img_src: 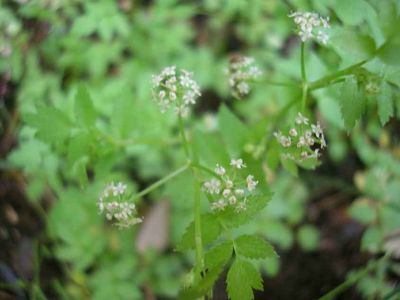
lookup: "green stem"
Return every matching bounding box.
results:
[309,60,367,91]
[194,180,204,278]
[318,256,388,300]
[300,42,307,83]
[301,83,308,112]
[257,78,301,88]
[131,163,190,200]
[178,115,190,158]
[191,162,219,177]
[178,115,205,289]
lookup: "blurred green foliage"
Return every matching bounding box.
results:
[1,0,400,299]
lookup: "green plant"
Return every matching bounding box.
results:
[3,0,400,299]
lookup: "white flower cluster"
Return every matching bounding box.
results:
[152,66,201,117]
[203,159,258,213]
[274,112,326,163]
[98,182,142,228]
[225,56,262,98]
[289,11,330,44]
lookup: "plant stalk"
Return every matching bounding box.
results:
[132,163,190,200]
[300,42,307,83]
[309,60,367,91]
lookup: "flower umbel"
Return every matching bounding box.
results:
[225,56,262,98]
[289,11,330,44]
[203,159,258,213]
[152,66,201,117]
[98,182,142,228]
[274,112,326,165]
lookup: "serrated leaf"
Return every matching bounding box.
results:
[217,193,272,229]
[339,77,366,130]
[180,263,225,300]
[227,259,263,300]
[176,214,221,251]
[204,241,233,269]
[74,84,96,127]
[377,82,394,125]
[235,235,277,259]
[217,105,249,156]
[26,107,71,144]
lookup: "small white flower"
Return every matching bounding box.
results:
[211,199,227,211]
[289,11,330,44]
[225,179,234,188]
[295,112,309,125]
[226,56,262,97]
[311,122,323,138]
[289,128,298,136]
[235,189,245,196]
[203,178,221,194]
[215,164,226,176]
[98,182,141,228]
[228,196,237,205]
[152,66,200,117]
[223,189,231,198]
[246,175,258,192]
[230,158,246,169]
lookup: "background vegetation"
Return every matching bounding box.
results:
[0,0,400,299]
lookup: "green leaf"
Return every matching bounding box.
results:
[217,105,249,156]
[378,35,400,66]
[67,132,91,167]
[377,82,394,125]
[26,107,71,144]
[217,193,272,229]
[297,225,320,251]
[204,241,233,269]
[74,84,97,127]
[180,264,225,300]
[348,198,376,224]
[71,156,89,188]
[235,235,277,259]
[176,214,221,251]
[339,77,366,130]
[330,29,376,62]
[226,259,263,300]
[333,0,373,26]
[361,227,382,253]
[281,156,298,176]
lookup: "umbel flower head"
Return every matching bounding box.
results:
[98,182,142,228]
[203,159,258,213]
[152,66,201,117]
[289,11,330,44]
[274,112,326,166]
[225,55,262,98]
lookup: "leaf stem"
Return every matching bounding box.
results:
[178,116,205,288]
[309,60,367,91]
[178,115,190,158]
[191,162,219,177]
[256,78,301,88]
[318,255,388,300]
[131,163,190,200]
[301,83,308,112]
[300,42,307,83]
[194,179,204,278]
